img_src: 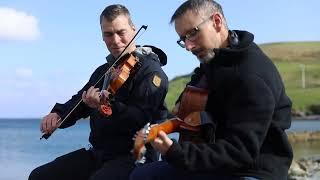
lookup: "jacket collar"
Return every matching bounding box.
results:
[210,30,254,66]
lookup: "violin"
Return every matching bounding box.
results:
[99,53,140,116]
[132,85,208,162]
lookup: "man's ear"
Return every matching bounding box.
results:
[213,13,223,31]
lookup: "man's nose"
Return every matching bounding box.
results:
[112,34,121,44]
[184,39,195,51]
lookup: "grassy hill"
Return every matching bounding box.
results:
[165,41,320,113]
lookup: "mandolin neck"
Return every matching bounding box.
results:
[146,118,181,142]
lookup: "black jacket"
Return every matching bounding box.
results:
[164,31,293,180]
[51,46,168,159]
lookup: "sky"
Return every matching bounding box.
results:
[0,0,319,118]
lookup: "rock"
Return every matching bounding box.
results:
[289,160,307,177]
[288,156,320,180]
[291,109,306,117]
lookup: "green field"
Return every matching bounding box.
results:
[165,42,320,113]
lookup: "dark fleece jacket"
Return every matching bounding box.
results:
[164,30,293,180]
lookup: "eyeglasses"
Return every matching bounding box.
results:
[177,15,213,48]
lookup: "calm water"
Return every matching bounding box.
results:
[0,119,319,180]
[0,119,90,180]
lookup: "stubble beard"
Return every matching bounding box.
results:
[197,49,215,64]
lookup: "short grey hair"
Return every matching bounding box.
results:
[100,4,134,27]
[170,0,226,25]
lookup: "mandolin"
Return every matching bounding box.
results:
[132,85,208,161]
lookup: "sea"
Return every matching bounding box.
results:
[0,118,320,180]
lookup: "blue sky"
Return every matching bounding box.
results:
[0,0,319,118]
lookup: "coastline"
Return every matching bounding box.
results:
[287,131,320,143]
[292,115,320,121]
[286,121,320,180]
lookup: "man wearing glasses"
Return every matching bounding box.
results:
[130,0,293,180]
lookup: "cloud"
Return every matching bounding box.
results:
[0,7,40,41]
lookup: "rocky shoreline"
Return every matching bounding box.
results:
[288,156,320,180]
[288,131,320,179]
[287,131,320,143]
